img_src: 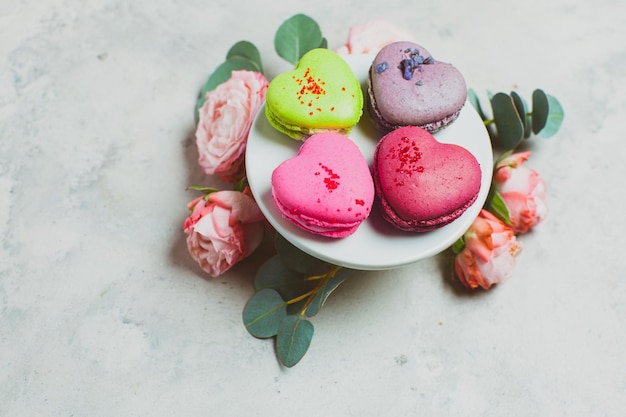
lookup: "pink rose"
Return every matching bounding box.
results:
[335,20,416,55]
[493,152,548,233]
[454,210,523,290]
[184,190,265,277]
[196,70,268,182]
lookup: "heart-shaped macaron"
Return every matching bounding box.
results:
[368,41,467,133]
[265,48,363,139]
[373,126,481,232]
[271,132,374,238]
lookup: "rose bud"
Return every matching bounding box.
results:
[493,151,547,234]
[196,70,268,182]
[453,209,523,290]
[184,190,264,277]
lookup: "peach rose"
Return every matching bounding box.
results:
[336,20,416,55]
[196,70,268,182]
[184,190,264,277]
[493,152,547,233]
[454,210,522,290]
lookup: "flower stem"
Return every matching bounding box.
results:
[285,290,316,305]
[305,266,339,281]
[299,266,341,316]
[284,266,343,316]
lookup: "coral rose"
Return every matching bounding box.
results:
[454,210,522,290]
[336,20,416,55]
[184,190,265,277]
[493,152,548,233]
[196,70,268,182]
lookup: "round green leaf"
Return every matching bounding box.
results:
[242,289,287,338]
[531,89,549,134]
[468,88,488,121]
[491,92,525,150]
[286,297,308,316]
[195,57,260,121]
[538,93,564,138]
[304,268,351,317]
[226,41,263,73]
[254,255,307,300]
[510,91,531,138]
[274,14,324,65]
[202,57,259,93]
[275,234,331,275]
[276,315,314,367]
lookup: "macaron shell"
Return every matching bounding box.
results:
[373,126,481,232]
[368,41,467,132]
[271,133,374,238]
[265,48,363,139]
[271,198,362,238]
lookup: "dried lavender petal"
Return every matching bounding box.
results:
[401,59,413,80]
[376,61,389,74]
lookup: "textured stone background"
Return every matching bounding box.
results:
[1,0,625,415]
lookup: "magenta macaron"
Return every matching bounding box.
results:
[367,41,467,133]
[373,126,481,232]
[271,132,374,238]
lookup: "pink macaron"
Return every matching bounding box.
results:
[373,126,481,232]
[271,132,374,238]
[367,41,467,133]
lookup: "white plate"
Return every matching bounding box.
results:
[246,53,492,270]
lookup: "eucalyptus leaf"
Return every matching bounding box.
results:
[226,40,263,72]
[275,234,331,275]
[274,13,324,64]
[276,315,314,367]
[304,268,351,317]
[538,93,564,138]
[200,57,260,94]
[468,88,488,121]
[510,91,531,138]
[531,89,549,134]
[254,255,308,300]
[242,289,287,338]
[491,92,525,150]
[286,298,308,316]
[195,57,260,121]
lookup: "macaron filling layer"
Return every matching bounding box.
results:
[264,107,353,139]
[271,195,364,238]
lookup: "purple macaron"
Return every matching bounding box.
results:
[367,41,467,133]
